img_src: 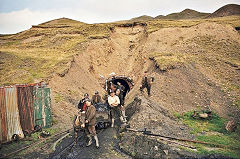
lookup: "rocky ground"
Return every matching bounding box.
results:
[45,95,236,159]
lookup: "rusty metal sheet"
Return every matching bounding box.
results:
[5,87,24,141]
[17,85,34,133]
[0,87,8,143]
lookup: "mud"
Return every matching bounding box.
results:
[49,126,131,159]
[48,95,235,159]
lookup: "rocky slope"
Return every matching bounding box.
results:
[208,4,240,18]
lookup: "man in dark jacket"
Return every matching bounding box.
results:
[116,82,125,94]
[92,91,102,105]
[78,93,89,111]
[140,71,153,96]
[116,89,127,123]
[85,100,99,148]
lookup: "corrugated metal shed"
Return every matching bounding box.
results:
[34,87,52,128]
[0,87,7,143]
[0,83,52,143]
[4,87,24,142]
[17,85,35,134]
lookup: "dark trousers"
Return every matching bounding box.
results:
[140,84,151,96]
[110,106,121,119]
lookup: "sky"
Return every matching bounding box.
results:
[0,0,239,34]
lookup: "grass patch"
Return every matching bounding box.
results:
[54,93,65,103]
[173,111,182,119]
[179,111,240,158]
[31,127,59,140]
[0,127,60,157]
[149,52,191,71]
[181,111,227,134]
[234,100,240,108]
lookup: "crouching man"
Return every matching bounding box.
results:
[85,100,99,148]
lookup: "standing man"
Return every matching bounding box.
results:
[116,82,125,94]
[140,71,153,97]
[85,100,99,148]
[92,91,102,105]
[108,91,120,127]
[78,93,90,112]
[109,82,117,94]
[116,89,127,123]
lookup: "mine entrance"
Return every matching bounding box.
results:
[105,76,134,98]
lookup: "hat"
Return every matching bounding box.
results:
[109,90,115,94]
[84,93,89,97]
[95,91,99,94]
[109,72,116,76]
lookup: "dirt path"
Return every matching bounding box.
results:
[48,127,131,159]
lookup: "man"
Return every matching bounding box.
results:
[92,91,102,105]
[109,82,116,94]
[108,91,120,127]
[116,89,127,123]
[140,71,153,96]
[116,82,125,94]
[85,100,99,148]
[78,93,90,112]
[73,110,85,143]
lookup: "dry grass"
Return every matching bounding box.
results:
[0,16,239,86]
[149,52,192,71]
[146,15,240,33]
[0,18,113,85]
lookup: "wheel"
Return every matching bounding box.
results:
[34,125,42,132]
[12,134,20,142]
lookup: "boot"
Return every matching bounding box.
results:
[123,117,127,123]
[111,119,114,128]
[120,116,124,122]
[86,135,92,147]
[94,135,100,148]
[122,110,127,118]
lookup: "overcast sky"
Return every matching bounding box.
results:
[0,0,239,34]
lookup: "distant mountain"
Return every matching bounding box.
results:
[130,4,240,22]
[155,9,210,20]
[155,15,165,19]
[130,15,154,21]
[208,4,240,18]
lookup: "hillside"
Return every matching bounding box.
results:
[208,4,240,18]
[131,4,240,21]
[130,15,154,21]
[0,14,240,158]
[156,9,210,19]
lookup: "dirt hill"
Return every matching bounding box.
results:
[208,4,240,18]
